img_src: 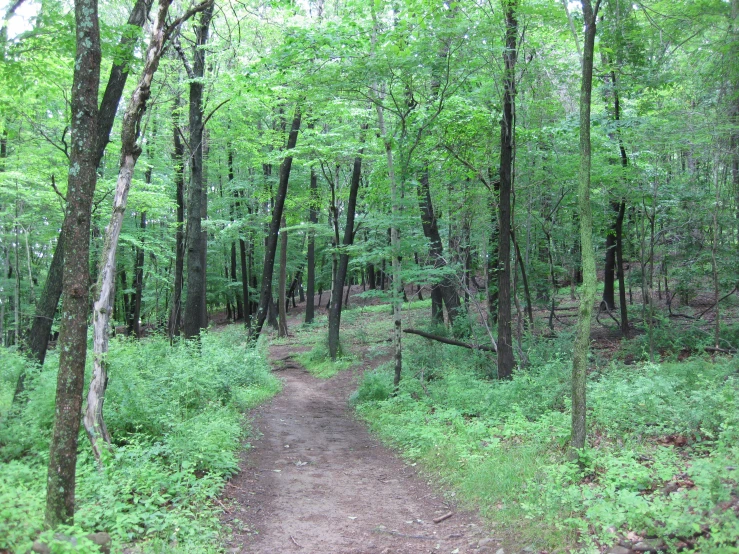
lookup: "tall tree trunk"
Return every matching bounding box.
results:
[602,65,629,337]
[45,0,101,527]
[228,148,244,320]
[254,107,302,338]
[183,3,214,339]
[168,95,185,339]
[25,0,152,366]
[305,165,318,323]
[374,98,403,387]
[570,0,601,458]
[83,0,185,461]
[497,0,517,380]
[328,147,363,360]
[418,171,461,327]
[131,210,146,337]
[278,216,288,337]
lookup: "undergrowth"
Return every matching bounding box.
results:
[0,326,280,553]
[295,341,357,378]
[353,324,739,552]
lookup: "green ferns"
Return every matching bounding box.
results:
[0,327,280,553]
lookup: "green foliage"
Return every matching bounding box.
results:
[0,327,280,553]
[295,340,357,378]
[355,335,739,551]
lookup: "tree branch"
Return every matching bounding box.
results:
[403,328,496,353]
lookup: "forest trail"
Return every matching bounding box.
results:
[221,339,498,554]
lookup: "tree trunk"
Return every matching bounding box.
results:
[83,0,178,462]
[497,0,517,380]
[254,107,302,338]
[374,98,403,387]
[131,210,146,337]
[570,0,601,458]
[168,96,185,339]
[418,171,460,327]
[328,148,363,360]
[305,165,318,323]
[278,216,288,337]
[183,3,214,339]
[26,0,151,366]
[45,0,101,528]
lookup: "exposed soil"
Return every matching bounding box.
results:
[221,334,498,554]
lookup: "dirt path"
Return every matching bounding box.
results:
[222,342,499,554]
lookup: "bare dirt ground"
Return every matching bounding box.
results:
[221,330,499,554]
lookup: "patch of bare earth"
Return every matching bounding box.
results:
[221,340,498,554]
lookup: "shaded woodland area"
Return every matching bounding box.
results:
[1,0,738,551]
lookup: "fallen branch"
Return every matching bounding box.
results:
[290,534,304,548]
[433,511,454,524]
[705,346,737,354]
[696,286,738,320]
[403,329,496,352]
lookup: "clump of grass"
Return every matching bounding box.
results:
[295,341,358,378]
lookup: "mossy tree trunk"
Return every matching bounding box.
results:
[570,0,601,458]
[45,0,101,528]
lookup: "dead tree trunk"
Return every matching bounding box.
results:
[26,0,152,367]
[84,0,210,461]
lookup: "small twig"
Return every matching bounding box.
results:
[433,511,454,524]
[91,187,115,215]
[290,534,304,548]
[696,286,737,320]
[203,98,231,128]
[50,174,66,201]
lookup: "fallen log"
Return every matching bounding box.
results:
[403,329,496,352]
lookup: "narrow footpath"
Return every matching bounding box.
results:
[221,341,500,554]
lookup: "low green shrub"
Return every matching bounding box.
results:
[295,341,357,378]
[354,336,739,552]
[0,327,280,553]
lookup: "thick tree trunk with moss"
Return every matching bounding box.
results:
[571,0,601,457]
[25,0,152,368]
[45,0,101,528]
[497,0,517,380]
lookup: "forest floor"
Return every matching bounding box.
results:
[219,310,503,554]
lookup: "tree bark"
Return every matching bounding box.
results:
[183,3,214,339]
[83,0,181,462]
[168,95,185,339]
[25,0,152,366]
[45,0,101,528]
[305,165,318,323]
[497,0,517,380]
[328,147,363,360]
[131,210,146,337]
[417,171,461,327]
[570,0,601,458]
[254,107,302,338]
[278,216,288,337]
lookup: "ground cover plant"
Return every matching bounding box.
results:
[0,327,280,553]
[351,309,739,553]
